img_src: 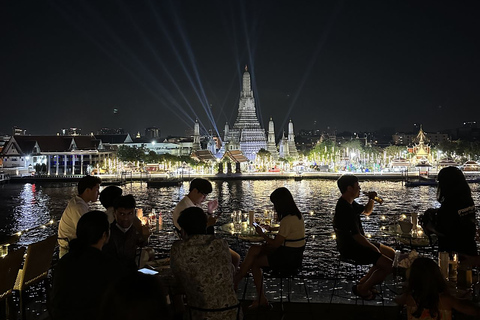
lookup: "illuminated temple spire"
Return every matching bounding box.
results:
[222,66,267,160]
[192,119,201,151]
[267,118,279,160]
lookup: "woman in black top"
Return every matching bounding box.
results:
[428,166,477,255]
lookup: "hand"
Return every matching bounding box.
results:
[255,225,264,236]
[207,214,218,227]
[262,225,271,232]
[207,199,218,214]
[366,191,377,200]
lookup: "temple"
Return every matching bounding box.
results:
[220,66,267,160]
[193,66,299,162]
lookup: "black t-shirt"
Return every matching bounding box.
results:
[333,197,365,253]
[436,199,477,255]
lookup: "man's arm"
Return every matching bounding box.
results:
[363,198,375,216]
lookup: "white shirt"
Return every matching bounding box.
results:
[172,196,197,230]
[277,214,305,248]
[58,196,90,246]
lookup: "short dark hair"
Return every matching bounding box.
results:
[177,207,207,236]
[113,195,136,210]
[99,186,123,209]
[337,174,358,194]
[78,175,101,195]
[189,178,212,194]
[76,211,110,246]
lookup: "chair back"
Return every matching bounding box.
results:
[15,235,57,291]
[188,303,242,320]
[0,247,26,300]
[271,235,309,276]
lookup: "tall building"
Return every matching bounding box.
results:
[145,127,160,139]
[221,66,267,160]
[192,120,201,151]
[266,118,279,160]
[287,120,298,158]
[12,127,27,136]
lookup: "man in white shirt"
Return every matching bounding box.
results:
[58,175,101,257]
[172,178,240,268]
[172,178,219,234]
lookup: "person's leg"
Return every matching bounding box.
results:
[379,243,395,259]
[357,254,392,296]
[359,265,378,284]
[230,248,241,270]
[234,245,262,287]
[250,255,270,306]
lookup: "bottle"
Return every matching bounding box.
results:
[363,191,384,204]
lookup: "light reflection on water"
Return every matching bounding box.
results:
[1,180,479,273]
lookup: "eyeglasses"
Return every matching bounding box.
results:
[116,211,134,216]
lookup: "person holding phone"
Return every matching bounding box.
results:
[233,187,305,308]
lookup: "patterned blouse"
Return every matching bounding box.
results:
[170,235,240,320]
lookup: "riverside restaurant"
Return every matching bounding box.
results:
[1,178,479,319]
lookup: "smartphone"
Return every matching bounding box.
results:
[138,268,159,275]
[252,222,266,232]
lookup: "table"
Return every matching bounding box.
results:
[217,223,278,242]
[382,224,432,247]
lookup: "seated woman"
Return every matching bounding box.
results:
[422,166,477,255]
[396,257,480,319]
[233,187,305,308]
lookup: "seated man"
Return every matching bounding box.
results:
[170,207,240,320]
[333,174,395,300]
[172,178,219,234]
[58,175,101,258]
[103,195,150,271]
[172,178,240,268]
[52,211,129,320]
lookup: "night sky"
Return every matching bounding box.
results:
[2,0,479,138]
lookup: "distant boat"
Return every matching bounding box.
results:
[405,179,437,187]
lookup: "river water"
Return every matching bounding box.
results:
[1,179,479,277]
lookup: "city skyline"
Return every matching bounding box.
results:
[2,1,480,137]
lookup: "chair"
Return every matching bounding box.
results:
[0,247,26,319]
[259,236,312,317]
[329,254,373,306]
[329,227,381,306]
[13,235,57,320]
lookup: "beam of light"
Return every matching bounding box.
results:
[117,0,209,131]
[51,1,199,131]
[239,0,265,126]
[147,0,219,137]
[166,0,220,138]
[278,0,345,138]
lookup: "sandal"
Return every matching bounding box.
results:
[352,285,376,301]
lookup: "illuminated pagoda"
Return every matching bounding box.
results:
[221,66,267,160]
[407,125,433,167]
[192,119,201,152]
[266,118,279,160]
